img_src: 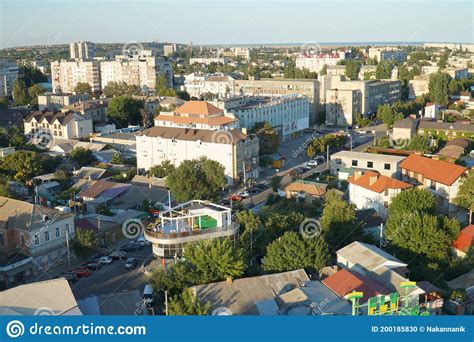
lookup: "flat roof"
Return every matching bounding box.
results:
[331,151,406,162]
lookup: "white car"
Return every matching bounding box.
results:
[98,256,113,265]
[306,160,318,167]
[238,191,250,199]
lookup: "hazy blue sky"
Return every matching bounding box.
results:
[0,0,472,48]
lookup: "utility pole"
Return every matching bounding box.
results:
[165,290,169,316]
[66,229,70,268]
[242,161,246,189]
[379,223,384,249]
[326,145,330,171]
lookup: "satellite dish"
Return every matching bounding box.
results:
[211,307,233,316]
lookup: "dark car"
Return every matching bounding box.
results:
[248,187,261,195]
[56,272,77,283]
[219,198,231,206]
[83,261,101,270]
[255,181,270,190]
[352,141,361,148]
[125,257,138,269]
[109,251,127,260]
[120,242,142,252]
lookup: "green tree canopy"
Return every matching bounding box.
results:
[376,104,403,128]
[70,147,95,167]
[251,122,281,156]
[168,289,211,315]
[12,79,29,105]
[102,81,141,97]
[345,60,362,80]
[428,72,450,106]
[166,157,227,202]
[106,96,144,127]
[149,160,176,178]
[0,150,42,183]
[74,82,92,94]
[375,60,393,79]
[155,74,176,97]
[454,170,474,221]
[262,231,330,273]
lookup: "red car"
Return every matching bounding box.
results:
[71,267,91,278]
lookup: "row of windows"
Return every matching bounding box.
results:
[351,159,391,170]
[31,224,71,246]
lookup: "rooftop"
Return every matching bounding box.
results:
[331,150,406,163]
[175,101,223,116]
[348,170,413,193]
[141,126,249,144]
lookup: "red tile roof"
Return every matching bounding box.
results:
[400,154,468,186]
[348,171,412,193]
[453,225,474,253]
[174,101,223,116]
[156,114,236,126]
[322,268,391,302]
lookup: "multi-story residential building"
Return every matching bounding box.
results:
[38,93,91,111]
[358,65,377,80]
[213,95,309,138]
[330,151,406,179]
[408,74,430,99]
[184,73,236,98]
[0,59,19,97]
[368,47,407,63]
[0,196,75,288]
[163,44,178,57]
[189,57,229,65]
[233,47,251,60]
[326,65,346,76]
[144,200,239,258]
[399,154,469,215]
[155,101,238,130]
[136,126,259,183]
[446,67,469,80]
[24,110,93,140]
[61,98,110,123]
[69,42,95,60]
[100,50,173,93]
[51,60,101,93]
[325,88,361,126]
[417,121,474,140]
[348,170,413,219]
[296,51,350,73]
[234,78,320,124]
[321,76,401,121]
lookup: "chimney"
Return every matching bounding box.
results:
[354,170,363,181]
[369,174,378,186]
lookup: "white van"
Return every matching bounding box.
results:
[143,285,154,306]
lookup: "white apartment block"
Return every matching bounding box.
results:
[296,51,350,73]
[233,47,251,60]
[136,126,259,184]
[330,151,406,179]
[213,95,309,138]
[184,73,235,98]
[0,59,19,97]
[70,42,95,60]
[163,44,178,57]
[100,50,173,93]
[325,88,361,126]
[368,47,406,62]
[38,93,91,111]
[348,170,413,219]
[408,75,430,99]
[51,60,101,93]
[25,110,93,140]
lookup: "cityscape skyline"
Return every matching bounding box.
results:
[1,0,472,49]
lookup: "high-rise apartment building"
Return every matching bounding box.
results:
[0,59,19,97]
[70,42,95,60]
[51,60,101,93]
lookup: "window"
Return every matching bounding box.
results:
[384,189,389,196]
[45,231,50,242]
[367,161,373,168]
[56,227,60,238]
[384,163,391,170]
[34,234,40,246]
[430,180,436,190]
[351,160,358,167]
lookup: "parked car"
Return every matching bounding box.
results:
[72,267,91,278]
[247,187,261,195]
[229,195,242,202]
[125,257,138,269]
[303,163,313,170]
[315,155,326,162]
[237,191,250,199]
[83,261,101,270]
[219,198,231,206]
[56,272,77,283]
[120,242,142,252]
[352,141,361,148]
[255,181,270,190]
[98,256,113,265]
[135,236,151,247]
[143,285,154,307]
[109,251,127,260]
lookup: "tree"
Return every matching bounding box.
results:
[0,150,42,183]
[320,189,361,249]
[345,60,361,80]
[388,188,436,216]
[74,82,92,94]
[0,125,26,148]
[70,147,94,167]
[237,210,265,260]
[18,65,47,87]
[306,134,346,157]
[168,289,211,315]
[454,170,474,223]
[428,72,450,106]
[0,98,7,109]
[166,157,227,202]
[376,104,403,128]
[355,112,371,127]
[71,228,97,259]
[407,135,432,153]
[149,160,176,178]
[262,231,330,273]
[251,122,281,156]
[155,74,176,97]
[375,60,393,79]
[110,153,123,165]
[12,79,29,105]
[0,179,13,198]
[270,175,282,191]
[176,90,190,101]
[102,81,141,97]
[320,64,328,76]
[106,96,144,127]
[146,261,194,298]
[183,238,246,283]
[27,84,45,102]
[437,53,448,69]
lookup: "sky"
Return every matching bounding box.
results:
[0,0,472,49]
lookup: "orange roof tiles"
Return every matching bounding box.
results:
[174,101,223,116]
[400,154,468,186]
[453,225,474,253]
[348,171,412,193]
[156,115,236,126]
